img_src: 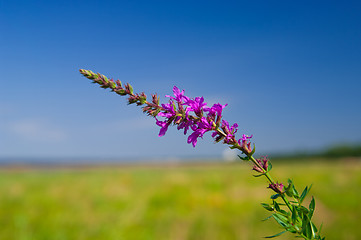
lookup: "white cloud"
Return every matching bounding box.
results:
[8,119,67,142]
[222,148,238,162]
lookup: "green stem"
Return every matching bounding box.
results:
[248,155,293,212]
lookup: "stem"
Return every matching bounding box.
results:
[248,155,293,212]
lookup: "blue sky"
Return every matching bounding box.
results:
[1,0,360,160]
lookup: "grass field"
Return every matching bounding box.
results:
[0,159,360,240]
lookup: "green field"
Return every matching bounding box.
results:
[0,159,360,240]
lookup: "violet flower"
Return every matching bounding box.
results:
[80,69,325,240]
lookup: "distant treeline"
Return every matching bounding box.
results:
[270,143,361,160]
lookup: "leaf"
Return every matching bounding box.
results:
[292,205,298,224]
[308,197,315,219]
[264,230,287,238]
[262,215,273,221]
[116,89,127,96]
[271,194,280,200]
[300,184,312,204]
[102,75,109,83]
[272,213,289,228]
[253,173,266,177]
[250,143,256,156]
[273,201,281,212]
[285,180,294,198]
[109,81,116,89]
[139,96,147,105]
[318,223,324,236]
[237,155,249,161]
[292,184,300,199]
[267,161,272,172]
[128,84,134,94]
[261,203,274,211]
[302,213,316,239]
[311,221,318,235]
[298,206,309,215]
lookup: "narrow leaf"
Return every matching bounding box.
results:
[253,173,266,177]
[237,155,249,161]
[292,184,300,199]
[292,205,298,224]
[272,213,289,228]
[250,143,256,156]
[267,161,272,172]
[264,230,287,238]
[274,201,281,212]
[262,215,273,221]
[308,197,315,218]
[261,203,274,211]
[271,194,280,200]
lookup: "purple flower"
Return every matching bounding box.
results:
[268,182,284,194]
[177,119,194,135]
[187,129,203,147]
[253,156,269,173]
[155,118,170,137]
[221,120,239,143]
[186,117,214,147]
[238,134,253,145]
[184,97,207,117]
[158,101,176,118]
[165,86,189,103]
[204,103,227,117]
[238,134,253,154]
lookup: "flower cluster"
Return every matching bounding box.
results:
[80,69,324,240]
[155,86,250,148]
[79,69,253,150]
[253,156,269,173]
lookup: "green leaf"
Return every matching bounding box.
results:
[116,89,127,96]
[264,230,287,238]
[109,81,116,89]
[250,143,256,156]
[267,161,272,172]
[292,184,300,199]
[298,206,309,215]
[285,180,294,198]
[253,173,266,177]
[102,75,109,83]
[302,213,316,239]
[301,213,310,237]
[311,222,318,235]
[271,194,280,200]
[128,84,134,94]
[261,203,274,211]
[272,213,289,228]
[308,197,315,219]
[273,201,281,212]
[237,155,249,161]
[318,223,324,236]
[300,184,312,204]
[262,215,273,221]
[292,205,298,224]
[153,108,161,117]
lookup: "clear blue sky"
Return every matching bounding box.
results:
[1,0,360,160]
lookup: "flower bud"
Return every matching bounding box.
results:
[268,182,284,194]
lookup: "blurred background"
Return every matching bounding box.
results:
[0,0,360,239]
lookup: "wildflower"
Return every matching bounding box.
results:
[166,86,189,103]
[155,118,170,137]
[238,134,253,154]
[221,120,238,144]
[268,182,284,194]
[253,156,269,173]
[184,96,207,117]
